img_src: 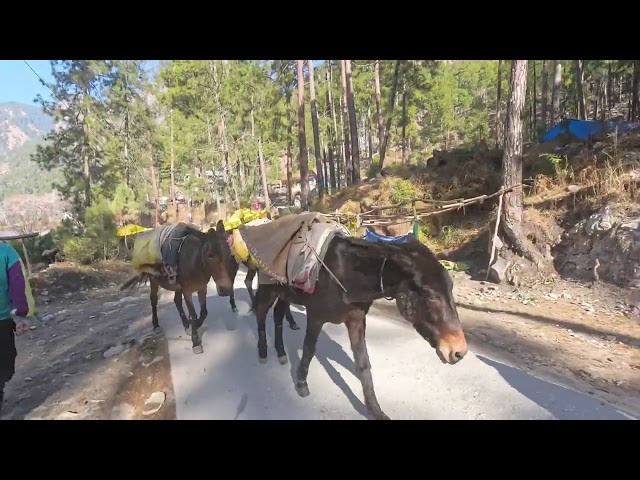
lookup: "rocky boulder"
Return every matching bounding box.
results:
[558,206,640,287]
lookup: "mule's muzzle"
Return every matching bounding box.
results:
[435,328,468,365]
[216,284,233,297]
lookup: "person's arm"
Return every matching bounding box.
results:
[5,248,33,318]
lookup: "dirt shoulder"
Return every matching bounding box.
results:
[375,271,640,418]
[1,261,176,421]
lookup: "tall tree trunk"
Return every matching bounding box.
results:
[150,165,160,226]
[600,79,607,121]
[308,60,324,201]
[380,60,402,170]
[344,60,360,183]
[551,60,563,125]
[250,95,270,212]
[339,60,352,185]
[532,60,537,135]
[286,120,293,205]
[593,81,600,121]
[148,132,160,227]
[401,73,408,164]
[496,59,503,148]
[325,60,339,190]
[366,106,374,160]
[501,60,546,269]
[124,108,130,188]
[575,60,586,120]
[607,62,613,114]
[296,60,309,209]
[374,60,384,156]
[286,88,294,205]
[632,60,640,121]
[169,109,176,206]
[327,145,336,192]
[541,60,549,130]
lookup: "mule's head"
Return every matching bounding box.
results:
[204,220,234,297]
[391,238,468,365]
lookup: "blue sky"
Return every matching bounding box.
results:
[0,60,160,105]
[0,60,54,104]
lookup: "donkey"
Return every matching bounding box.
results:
[120,220,234,354]
[252,233,468,420]
[226,255,300,330]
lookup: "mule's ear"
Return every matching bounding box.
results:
[216,220,226,235]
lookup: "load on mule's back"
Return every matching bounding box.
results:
[125,221,233,295]
[120,220,233,355]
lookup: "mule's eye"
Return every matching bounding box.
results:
[425,291,439,301]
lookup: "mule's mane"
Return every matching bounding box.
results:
[336,233,450,294]
[339,233,438,263]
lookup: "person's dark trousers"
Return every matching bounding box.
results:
[0,319,17,419]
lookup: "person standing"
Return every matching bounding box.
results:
[0,242,36,418]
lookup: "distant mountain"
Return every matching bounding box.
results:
[0,101,59,202]
[0,101,53,155]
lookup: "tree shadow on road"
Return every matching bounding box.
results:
[459,303,640,346]
[475,355,633,420]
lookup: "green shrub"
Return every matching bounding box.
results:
[62,237,100,264]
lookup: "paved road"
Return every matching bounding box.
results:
[158,269,635,420]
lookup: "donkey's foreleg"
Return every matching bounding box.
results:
[150,280,160,330]
[254,285,278,363]
[295,312,323,398]
[282,301,300,330]
[273,299,289,365]
[245,265,257,311]
[195,287,208,329]
[346,312,389,420]
[174,290,190,333]
[183,290,203,355]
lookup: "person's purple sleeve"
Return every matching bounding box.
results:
[7,260,29,317]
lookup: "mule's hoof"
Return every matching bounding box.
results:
[192,345,204,355]
[258,357,267,364]
[277,355,288,365]
[289,323,300,331]
[371,410,391,420]
[185,327,192,336]
[295,383,310,398]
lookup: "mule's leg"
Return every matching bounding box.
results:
[150,280,160,330]
[174,290,191,334]
[254,285,278,364]
[283,301,300,330]
[183,290,203,355]
[229,259,239,313]
[295,313,324,398]
[195,287,208,330]
[273,299,289,365]
[346,312,389,420]
[245,266,257,311]
[229,290,238,313]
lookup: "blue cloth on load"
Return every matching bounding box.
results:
[363,228,415,245]
[541,118,640,143]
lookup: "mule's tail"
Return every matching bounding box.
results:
[119,273,151,292]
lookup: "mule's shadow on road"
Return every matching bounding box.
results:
[192,284,369,419]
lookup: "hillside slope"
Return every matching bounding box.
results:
[0,101,60,201]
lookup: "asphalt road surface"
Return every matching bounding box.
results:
[158,269,635,420]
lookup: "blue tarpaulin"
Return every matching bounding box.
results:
[363,228,416,245]
[540,118,640,143]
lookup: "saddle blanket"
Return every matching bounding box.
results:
[239,212,350,294]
